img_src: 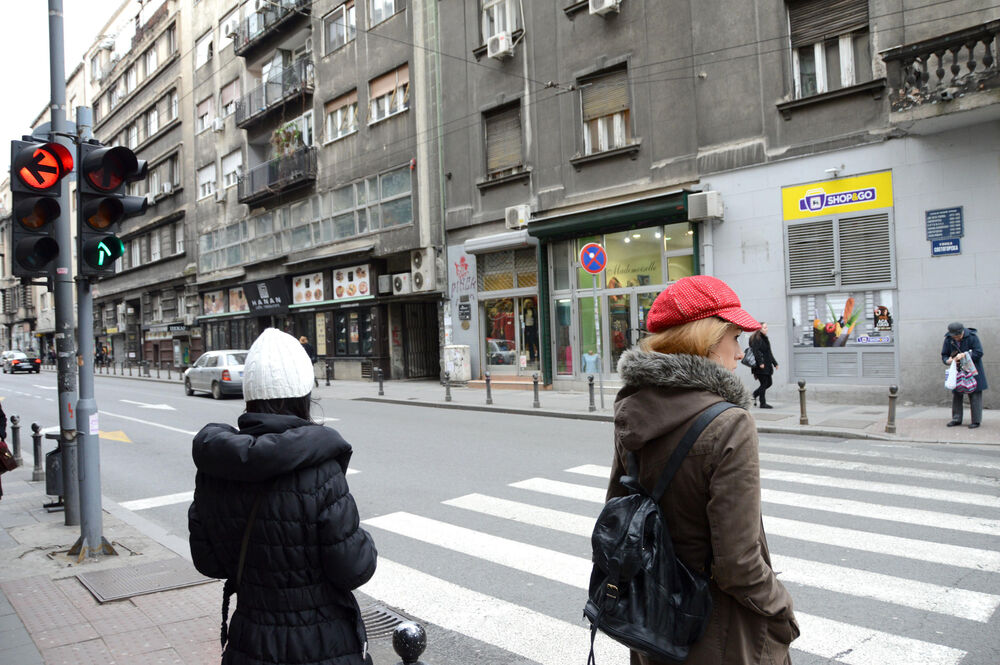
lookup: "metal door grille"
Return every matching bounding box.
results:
[403,303,439,378]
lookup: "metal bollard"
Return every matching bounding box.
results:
[588,375,596,412]
[144,362,150,377]
[10,415,22,466]
[797,380,809,426]
[156,363,161,379]
[392,621,427,665]
[167,366,171,380]
[885,385,898,434]
[484,371,493,405]
[377,368,385,396]
[31,423,44,482]
[444,372,452,402]
[128,363,132,376]
[532,373,540,408]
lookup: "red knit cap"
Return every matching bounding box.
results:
[646,275,761,333]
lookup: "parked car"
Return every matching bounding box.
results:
[3,351,41,374]
[183,350,247,399]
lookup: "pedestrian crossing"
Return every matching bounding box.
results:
[360,440,1000,665]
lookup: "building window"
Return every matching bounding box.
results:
[789,0,871,98]
[221,79,240,116]
[481,0,515,41]
[325,91,359,142]
[221,9,240,43]
[289,111,314,146]
[196,97,214,133]
[484,103,523,177]
[368,64,409,124]
[195,31,214,68]
[327,165,412,238]
[149,168,160,197]
[127,124,139,149]
[222,150,242,188]
[150,230,161,262]
[369,0,401,26]
[325,2,356,53]
[126,66,137,93]
[90,55,100,80]
[130,240,140,268]
[167,154,180,185]
[173,221,185,255]
[147,107,159,136]
[144,47,158,78]
[169,90,179,121]
[580,67,631,155]
[166,24,177,54]
[198,164,217,200]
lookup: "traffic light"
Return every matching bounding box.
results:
[9,139,74,277]
[76,141,148,276]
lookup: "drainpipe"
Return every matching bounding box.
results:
[700,220,714,276]
[537,241,552,386]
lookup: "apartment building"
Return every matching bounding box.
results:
[441,0,1000,407]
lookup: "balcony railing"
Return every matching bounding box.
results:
[233,0,310,57]
[235,59,314,128]
[237,146,318,205]
[881,19,1000,113]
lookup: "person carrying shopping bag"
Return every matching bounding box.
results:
[942,321,988,429]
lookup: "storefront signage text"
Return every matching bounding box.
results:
[293,272,325,304]
[782,171,893,220]
[931,238,961,256]
[243,277,290,315]
[855,335,892,344]
[332,264,371,301]
[925,207,963,240]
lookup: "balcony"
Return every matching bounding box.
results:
[237,146,318,206]
[236,59,314,129]
[881,19,1000,132]
[233,0,310,59]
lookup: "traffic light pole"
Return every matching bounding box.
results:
[47,0,80,527]
[69,107,114,560]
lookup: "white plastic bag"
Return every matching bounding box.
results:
[945,361,958,390]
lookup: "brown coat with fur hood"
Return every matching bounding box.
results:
[609,348,798,665]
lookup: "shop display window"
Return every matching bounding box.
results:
[604,229,662,288]
[331,307,377,357]
[791,290,896,348]
[554,299,572,375]
[575,236,603,289]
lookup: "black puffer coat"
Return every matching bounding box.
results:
[189,412,377,665]
[748,332,777,376]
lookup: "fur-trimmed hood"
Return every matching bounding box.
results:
[614,348,751,452]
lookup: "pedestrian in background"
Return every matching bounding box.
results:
[189,328,377,665]
[942,322,987,429]
[0,400,8,500]
[609,275,798,665]
[300,335,319,387]
[749,321,778,408]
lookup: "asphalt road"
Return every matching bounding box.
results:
[2,372,999,665]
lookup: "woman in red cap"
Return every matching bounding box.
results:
[606,275,798,665]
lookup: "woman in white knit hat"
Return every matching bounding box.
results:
[188,328,377,665]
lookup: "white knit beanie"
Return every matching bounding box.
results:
[242,328,315,401]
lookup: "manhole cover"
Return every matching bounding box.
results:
[77,558,213,603]
[361,603,413,640]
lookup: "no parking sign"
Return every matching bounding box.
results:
[579,243,607,274]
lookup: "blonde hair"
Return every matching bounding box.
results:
[641,316,739,357]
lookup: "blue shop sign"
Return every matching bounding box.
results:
[925,207,963,240]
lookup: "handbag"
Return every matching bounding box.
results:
[955,370,978,394]
[0,440,17,473]
[944,362,958,390]
[741,346,757,368]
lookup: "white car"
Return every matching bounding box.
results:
[183,350,247,399]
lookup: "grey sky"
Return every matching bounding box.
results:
[0,0,125,174]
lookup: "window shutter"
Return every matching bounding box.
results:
[485,105,522,173]
[221,80,240,106]
[787,219,836,290]
[581,69,629,122]
[326,89,359,113]
[788,0,869,47]
[838,213,892,287]
[370,65,406,99]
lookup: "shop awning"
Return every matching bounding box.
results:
[463,230,537,255]
[283,244,375,268]
[527,189,691,241]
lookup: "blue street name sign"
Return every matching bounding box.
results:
[931,238,961,256]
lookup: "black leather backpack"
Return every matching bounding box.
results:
[584,401,736,663]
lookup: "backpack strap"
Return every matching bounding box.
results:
[650,401,737,503]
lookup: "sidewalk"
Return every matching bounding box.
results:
[47,366,1000,444]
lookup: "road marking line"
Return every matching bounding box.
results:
[359,558,629,665]
[565,464,608,478]
[363,512,590,588]
[528,476,1000,536]
[98,410,198,436]
[33,385,57,390]
[761,441,1000,471]
[793,612,965,665]
[120,399,176,410]
[444,494,999,622]
[759,452,1000,487]
[120,491,193,511]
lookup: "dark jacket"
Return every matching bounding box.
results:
[941,327,988,392]
[302,342,318,363]
[189,412,377,665]
[748,333,777,377]
[611,349,797,665]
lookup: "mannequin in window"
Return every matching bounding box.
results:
[523,300,539,362]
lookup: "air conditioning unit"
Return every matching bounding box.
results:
[505,204,531,230]
[145,192,156,205]
[212,117,224,132]
[589,0,621,15]
[99,38,115,51]
[687,191,724,220]
[392,273,411,295]
[487,31,513,60]
[410,247,434,292]
[215,187,226,203]
[225,25,239,39]
[304,36,313,53]
[377,274,393,295]
[161,181,173,194]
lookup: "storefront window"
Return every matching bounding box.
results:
[605,229,662,288]
[483,297,516,369]
[578,295,603,372]
[576,236,603,289]
[479,252,514,291]
[663,222,695,281]
[515,249,537,288]
[791,290,896,348]
[552,241,571,291]
[554,298,572,375]
[331,307,377,357]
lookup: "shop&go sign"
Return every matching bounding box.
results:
[782,171,893,220]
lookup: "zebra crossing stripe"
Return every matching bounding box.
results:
[120,491,193,511]
[363,512,591,587]
[565,464,610,478]
[760,469,1000,508]
[761,441,1000,472]
[359,558,629,665]
[758,452,1000,488]
[448,493,1000,574]
[519,477,1000,537]
[444,494,1000,622]
[793,612,965,665]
